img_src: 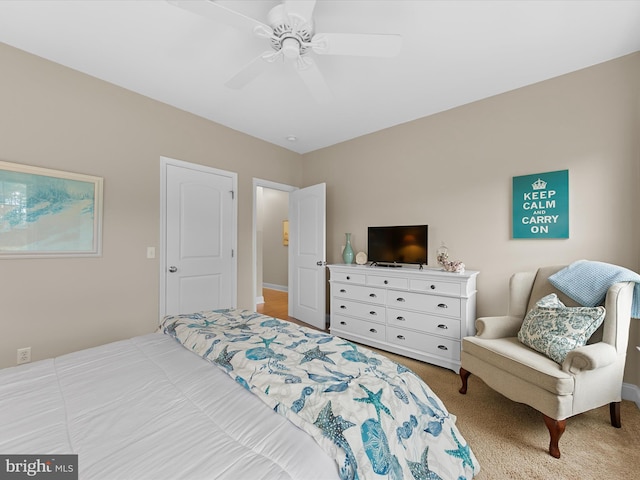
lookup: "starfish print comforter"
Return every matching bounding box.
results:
[161,309,480,480]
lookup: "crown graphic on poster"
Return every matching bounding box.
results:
[532,178,547,190]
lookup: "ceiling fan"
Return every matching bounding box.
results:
[168,0,403,103]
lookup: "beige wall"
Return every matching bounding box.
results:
[1,42,639,390]
[0,43,301,368]
[302,53,640,386]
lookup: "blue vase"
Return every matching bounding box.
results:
[343,233,354,264]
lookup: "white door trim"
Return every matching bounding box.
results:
[160,156,238,320]
[252,178,297,312]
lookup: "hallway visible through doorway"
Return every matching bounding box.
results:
[257,288,325,332]
[257,288,288,319]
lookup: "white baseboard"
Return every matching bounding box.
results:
[622,382,640,409]
[255,296,264,305]
[263,283,288,292]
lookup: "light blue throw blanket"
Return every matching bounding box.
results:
[549,260,640,318]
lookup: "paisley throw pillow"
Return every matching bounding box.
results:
[517,293,606,364]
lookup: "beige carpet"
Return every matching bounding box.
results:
[374,349,640,479]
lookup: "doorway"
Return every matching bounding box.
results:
[253,179,296,315]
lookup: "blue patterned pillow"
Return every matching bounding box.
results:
[517,294,606,364]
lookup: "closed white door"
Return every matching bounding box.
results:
[162,158,237,317]
[289,183,326,329]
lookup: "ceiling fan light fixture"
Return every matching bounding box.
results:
[281,37,300,59]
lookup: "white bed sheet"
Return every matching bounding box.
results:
[0,333,339,480]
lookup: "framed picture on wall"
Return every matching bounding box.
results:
[512,169,569,239]
[282,220,289,246]
[0,160,103,258]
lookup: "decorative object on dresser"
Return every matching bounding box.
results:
[342,232,354,264]
[436,241,465,273]
[328,264,478,372]
[436,242,449,266]
[355,251,367,265]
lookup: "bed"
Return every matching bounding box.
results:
[0,309,480,479]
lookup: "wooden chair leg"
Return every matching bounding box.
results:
[542,414,566,459]
[459,367,471,394]
[610,401,621,428]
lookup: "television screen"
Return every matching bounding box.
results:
[367,225,428,265]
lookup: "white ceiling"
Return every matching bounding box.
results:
[1,1,639,154]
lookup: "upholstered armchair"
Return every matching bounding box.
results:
[459,265,634,458]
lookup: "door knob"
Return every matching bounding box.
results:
[168,266,178,273]
[316,261,327,266]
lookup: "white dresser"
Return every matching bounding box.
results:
[328,264,479,372]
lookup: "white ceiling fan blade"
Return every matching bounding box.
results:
[167,0,271,35]
[296,57,331,104]
[283,0,317,22]
[225,52,274,89]
[312,33,403,57]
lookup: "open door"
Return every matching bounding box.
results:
[289,183,326,329]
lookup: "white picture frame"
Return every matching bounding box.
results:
[0,160,103,258]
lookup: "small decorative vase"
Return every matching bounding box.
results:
[436,242,449,267]
[342,233,354,264]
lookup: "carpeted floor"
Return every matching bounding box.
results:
[376,348,640,479]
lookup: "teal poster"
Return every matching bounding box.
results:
[512,170,569,239]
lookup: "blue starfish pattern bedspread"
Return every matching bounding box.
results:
[161,309,479,480]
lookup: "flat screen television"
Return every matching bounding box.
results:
[367,225,428,266]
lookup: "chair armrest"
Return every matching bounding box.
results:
[561,343,617,373]
[475,316,523,339]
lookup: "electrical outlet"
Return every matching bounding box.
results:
[17,347,31,365]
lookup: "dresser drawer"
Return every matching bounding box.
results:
[332,314,386,342]
[386,308,460,339]
[386,326,461,361]
[332,298,385,323]
[387,291,461,318]
[331,271,365,284]
[409,278,461,296]
[366,274,408,289]
[333,283,385,305]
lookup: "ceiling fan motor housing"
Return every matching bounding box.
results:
[267,4,313,56]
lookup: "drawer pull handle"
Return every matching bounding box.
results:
[384,280,388,284]
[340,305,347,309]
[437,324,448,329]
[369,293,377,298]
[369,328,377,333]
[396,316,405,321]
[438,345,448,350]
[396,297,406,302]
[340,289,346,293]
[340,321,346,325]
[437,303,448,309]
[396,335,405,340]
[369,311,377,316]
[430,284,436,290]
[346,276,351,280]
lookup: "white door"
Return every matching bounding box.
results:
[289,183,326,329]
[161,158,237,317]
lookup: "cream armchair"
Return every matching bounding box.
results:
[459,265,634,458]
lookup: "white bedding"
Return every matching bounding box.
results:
[0,333,339,480]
